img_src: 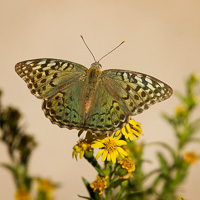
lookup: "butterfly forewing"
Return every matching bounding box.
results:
[15,59,88,99]
[102,69,173,116]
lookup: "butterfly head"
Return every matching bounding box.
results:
[91,62,102,69]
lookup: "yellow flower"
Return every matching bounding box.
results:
[179,198,186,200]
[37,179,54,193]
[15,186,30,200]
[72,138,93,160]
[115,119,143,141]
[118,157,135,178]
[183,152,198,164]
[90,175,108,195]
[91,135,128,164]
[118,157,135,173]
[176,105,185,115]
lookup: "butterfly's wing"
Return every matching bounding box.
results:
[84,82,130,134]
[15,58,88,130]
[102,69,173,114]
[15,59,88,99]
[85,69,173,134]
[42,80,87,130]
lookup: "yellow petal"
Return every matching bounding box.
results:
[96,149,104,160]
[115,130,121,136]
[91,142,105,148]
[107,153,111,161]
[129,119,141,126]
[111,152,117,164]
[116,140,127,146]
[102,150,108,162]
[102,137,109,143]
[117,147,128,157]
[80,150,84,159]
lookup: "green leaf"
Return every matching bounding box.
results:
[146,142,175,160]
[157,153,170,177]
[143,168,161,181]
[78,194,94,200]
[84,156,105,177]
[110,178,128,189]
[0,163,17,174]
[188,137,200,143]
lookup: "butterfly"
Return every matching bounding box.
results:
[15,58,173,135]
[15,37,173,135]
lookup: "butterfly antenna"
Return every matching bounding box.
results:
[98,41,125,62]
[80,35,96,62]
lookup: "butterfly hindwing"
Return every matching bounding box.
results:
[42,79,87,130]
[85,83,130,134]
[15,59,88,99]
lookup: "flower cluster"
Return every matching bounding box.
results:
[72,119,142,196]
[72,138,93,160]
[15,186,30,200]
[183,152,198,164]
[118,157,135,178]
[90,175,108,195]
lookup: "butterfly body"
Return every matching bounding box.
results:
[15,58,173,134]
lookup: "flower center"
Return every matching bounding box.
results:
[105,140,117,152]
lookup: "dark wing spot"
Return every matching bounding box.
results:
[114,120,119,125]
[120,114,125,120]
[135,86,140,92]
[45,70,49,76]
[38,68,43,72]
[34,83,38,88]
[50,109,56,115]
[47,102,52,107]
[31,89,36,94]
[55,116,61,120]
[41,79,46,83]
[28,83,33,89]
[53,73,58,79]
[137,108,143,113]
[36,73,42,79]
[139,102,143,107]
[134,95,139,100]
[141,91,146,97]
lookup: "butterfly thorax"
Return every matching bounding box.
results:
[87,63,102,84]
[83,63,102,117]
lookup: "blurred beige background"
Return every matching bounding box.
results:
[0,0,200,199]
